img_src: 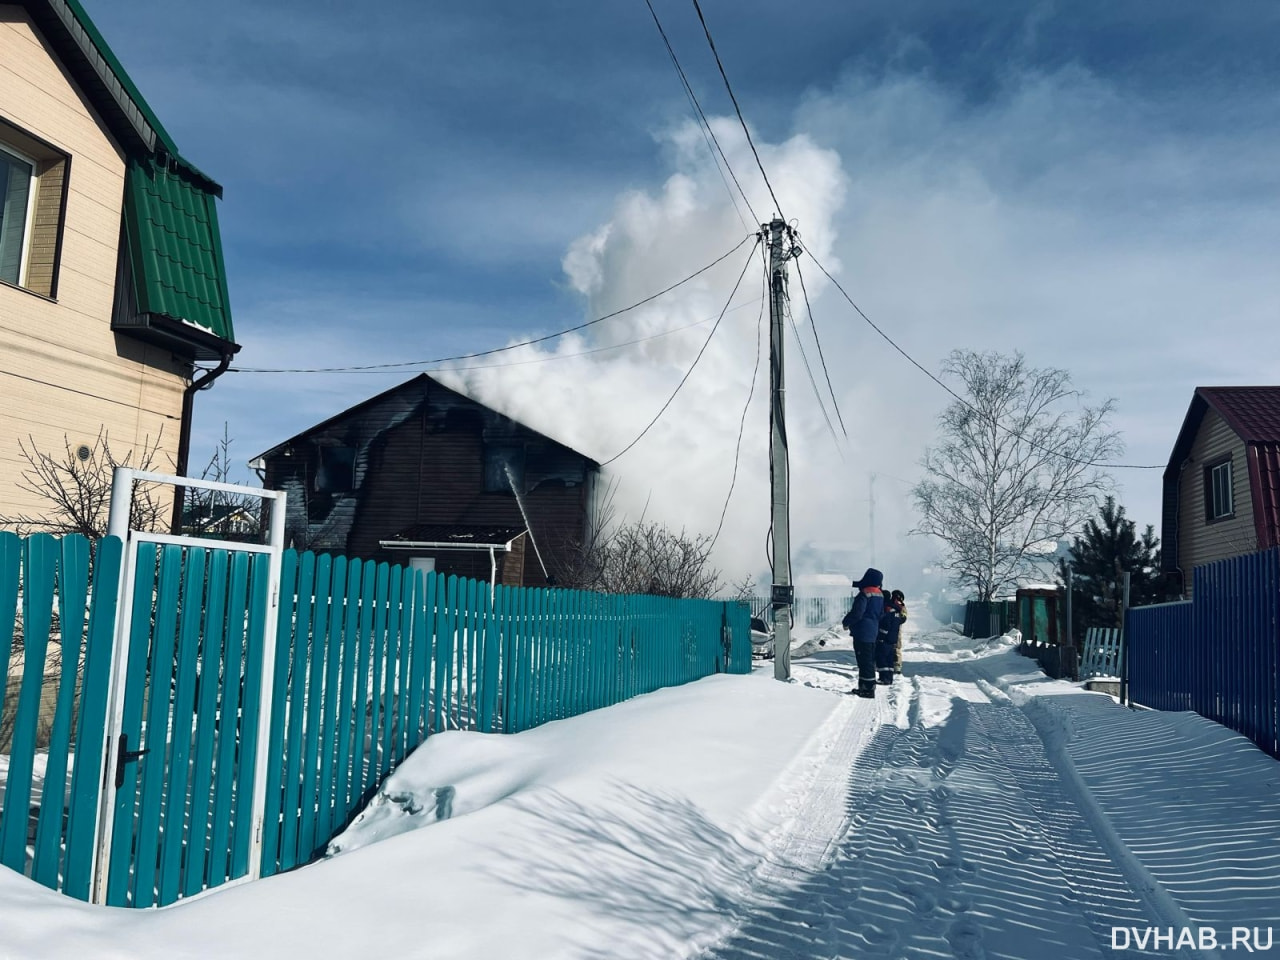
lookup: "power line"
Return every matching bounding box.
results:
[231,233,756,375]
[793,256,848,438]
[231,293,763,380]
[601,235,761,466]
[783,279,842,454]
[690,0,786,222]
[436,293,763,372]
[709,243,768,553]
[801,248,1164,471]
[642,0,757,229]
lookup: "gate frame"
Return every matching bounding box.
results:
[90,468,286,905]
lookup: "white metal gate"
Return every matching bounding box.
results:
[91,468,285,906]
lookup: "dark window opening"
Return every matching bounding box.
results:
[1204,457,1234,522]
[316,445,356,494]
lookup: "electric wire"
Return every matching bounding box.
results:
[690,0,786,222]
[231,234,755,374]
[436,293,762,372]
[642,0,757,230]
[228,294,762,380]
[793,256,848,438]
[783,280,842,454]
[600,235,761,466]
[802,248,1164,470]
[708,242,768,553]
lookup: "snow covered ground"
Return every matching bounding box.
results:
[2,609,1279,959]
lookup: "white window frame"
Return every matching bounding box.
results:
[1209,459,1234,520]
[0,140,39,289]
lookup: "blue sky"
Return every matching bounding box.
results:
[88,0,1280,587]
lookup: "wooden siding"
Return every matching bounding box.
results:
[0,7,187,524]
[263,378,595,587]
[25,153,66,296]
[1177,409,1257,596]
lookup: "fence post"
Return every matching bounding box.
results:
[1065,567,1073,648]
[1119,570,1131,706]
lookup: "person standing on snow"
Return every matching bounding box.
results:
[876,589,907,685]
[842,568,884,698]
[891,590,908,673]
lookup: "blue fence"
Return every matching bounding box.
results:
[1127,547,1279,758]
[262,551,751,876]
[0,534,121,899]
[1,535,751,905]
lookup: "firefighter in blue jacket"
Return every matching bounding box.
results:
[843,567,884,698]
[877,589,907,685]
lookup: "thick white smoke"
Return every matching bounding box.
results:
[439,64,1280,599]
[437,119,880,593]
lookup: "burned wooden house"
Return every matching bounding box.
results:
[252,374,600,587]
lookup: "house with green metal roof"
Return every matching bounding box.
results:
[0,0,238,530]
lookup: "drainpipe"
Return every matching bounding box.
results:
[169,353,234,534]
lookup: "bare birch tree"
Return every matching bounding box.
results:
[912,350,1121,601]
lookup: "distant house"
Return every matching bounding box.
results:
[252,374,601,588]
[0,0,238,526]
[1162,386,1280,596]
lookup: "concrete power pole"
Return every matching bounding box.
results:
[768,218,794,682]
[869,472,877,566]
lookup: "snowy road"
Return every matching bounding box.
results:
[700,622,1280,960]
[4,614,1278,960]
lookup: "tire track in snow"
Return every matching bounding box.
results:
[700,663,1203,960]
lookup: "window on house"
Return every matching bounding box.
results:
[0,145,34,285]
[316,445,356,494]
[0,120,69,298]
[1206,458,1234,521]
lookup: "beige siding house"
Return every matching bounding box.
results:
[1162,387,1280,597]
[0,0,237,531]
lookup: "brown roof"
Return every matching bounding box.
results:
[1199,388,1280,551]
[1196,386,1280,443]
[1164,387,1280,564]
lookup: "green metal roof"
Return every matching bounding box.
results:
[57,0,180,158]
[123,157,235,343]
[20,0,236,349]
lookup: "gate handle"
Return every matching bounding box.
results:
[114,733,150,789]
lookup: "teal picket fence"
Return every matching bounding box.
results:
[102,536,276,908]
[261,552,751,874]
[0,532,122,899]
[3,533,751,904]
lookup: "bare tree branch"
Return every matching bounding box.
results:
[912,350,1120,601]
[0,429,168,538]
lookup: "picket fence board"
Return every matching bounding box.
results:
[3,535,751,906]
[1128,546,1279,759]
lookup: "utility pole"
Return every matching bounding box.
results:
[869,472,877,566]
[768,218,794,682]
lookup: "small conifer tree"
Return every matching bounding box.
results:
[1057,496,1164,643]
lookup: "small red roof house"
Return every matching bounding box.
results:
[1162,386,1280,596]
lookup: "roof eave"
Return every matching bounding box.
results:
[22,0,224,195]
[379,540,518,552]
[112,310,240,361]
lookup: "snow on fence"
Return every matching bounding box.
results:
[1,533,751,908]
[1079,627,1121,679]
